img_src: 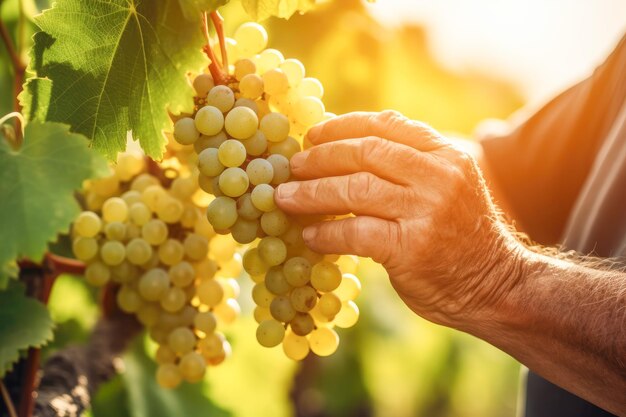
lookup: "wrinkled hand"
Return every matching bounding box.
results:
[275,111,521,328]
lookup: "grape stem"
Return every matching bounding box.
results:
[201,11,227,85]
[0,15,26,142]
[210,11,228,70]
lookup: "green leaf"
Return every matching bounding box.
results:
[0,121,107,286]
[242,0,315,21]
[25,0,208,159]
[19,77,52,122]
[178,0,229,21]
[0,283,54,377]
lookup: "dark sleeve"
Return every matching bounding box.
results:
[481,35,626,245]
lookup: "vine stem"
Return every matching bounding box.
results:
[201,11,229,85]
[0,14,26,142]
[0,112,25,144]
[1,380,18,417]
[210,11,228,70]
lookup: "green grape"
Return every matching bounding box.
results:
[102,197,128,223]
[294,96,325,127]
[335,273,361,301]
[90,174,119,198]
[156,196,184,224]
[194,311,217,334]
[242,248,269,276]
[218,167,250,198]
[110,261,138,284]
[100,240,126,266]
[218,140,247,167]
[334,300,359,328]
[129,202,152,226]
[179,351,206,383]
[193,73,214,97]
[281,223,305,247]
[160,287,187,313]
[260,209,289,236]
[168,327,196,354]
[141,184,167,212]
[221,278,240,298]
[121,190,142,206]
[297,77,324,98]
[246,158,274,185]
[262,68,289,96]
[170,176,197,200]
[279,58,305,87]
[253,306,273,323]
[209,234,237,263]
[126,238,153,265]
[173,117,200,145]
[72,236,98,261]
[256,49,284,74]
[183,233,209,261]
[230,218,259,244]
[318,292,341,318]
[157,363,182,389]
[138,268,170,301]
[198,148,225,177]
[258,236,287,266]
[180,204,200,229]
[155,344,177,364]
[256,319,285,347]
[310,261,342,292]
[290,285,317,312]
[282,331,309,360]
[197,278,224,307]
[198,332,226,359]
[115,151,144,181]
[117,285,142,312]
[194,105,224,136]
[74,211,102,237]
[131,173,159,192]
[149,327,169,345]
[234,22,268,56]
[289,312,314,336]
[234,58,256,81]
[169,261,195,287]
[251,282,274,308]
[158,239,185,266]
[259,113,290,143]
[237,193,263,220]
[266,154,290,185]
[224,107,258,140]
[194,212,215,239]
[206,85,235,113]
[209,176,224,197]
[126,224,141,240]
[206,196,238,230]
[136,303,161,327]
[234,98,259,113]
[213,298,240,324]
[284,257,312,287]
[194,132,228,153]
[141,219,168,245]
[240,130,268,156]
[239,74,264,100]
[250,184,276,212]
[270,295,296,322]
[264,266,291,295]
[85,260,111,286]
[268,136,301,159]
[309,327,339,356]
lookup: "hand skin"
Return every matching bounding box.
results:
[274,111,626,415]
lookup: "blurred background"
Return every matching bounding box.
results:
[35,0,626,416]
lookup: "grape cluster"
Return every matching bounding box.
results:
[173,23,362,359]
[72,152,242,388]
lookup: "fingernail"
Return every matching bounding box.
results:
[290,150,309,170]
[303,227,317,242]
[276,182,299,199]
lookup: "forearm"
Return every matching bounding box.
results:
[465,246,626,415]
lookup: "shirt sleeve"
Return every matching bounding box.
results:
[480,35,626,245]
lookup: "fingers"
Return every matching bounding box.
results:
[302,216,397,264]
[290,137,420,185]
[275,172,404,219]
[307,111,448,152]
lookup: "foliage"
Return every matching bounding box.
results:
[0,282,54,377]
[0,121,107,287]
[242,0,315,21]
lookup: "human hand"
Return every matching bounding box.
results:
[275,111,523,328]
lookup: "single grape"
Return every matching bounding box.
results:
[309,327,339,357]
[141,185,167,212]
[174,117,200,145]
[194,311,217,334]
[156,196,184,224]
[250,184,276,212]
[230,217,259,244]
[290,285,317,312]
[262,68,289,96]
[194,131,228,153]
[268,136,301,159]
[193,73,214,97]
[206,196,238,230]
[237,193,263,220]
[121,190,142,206]
[207,85,235,113]
[234,22,268,56]
[335,273,362,301]
[254,306,273,323]
[179,351,206,383]
[259,113,290,143]
[169,261,195,287]
[266,154,290,184]
[289,312,314,336]
[279,59,305,87]
[264,266,291,295]
[142,218,168,245]
[224,107,258,140]
[117,285,142,312]
[318,292,342,318]
[72,236,98,261]
[270,295,296,322]
[297,77,324,98]
[198,332,226,359]
[260,209,289,236]
[138,268,170,301]
[131,173,159,192]
[198,148,225,177]
[282,331,309,360]
[100,240,126,266]
[246,158,274,185]
[155,344,177,364]
[284,257,312,287]
[195,105,224,136]
[310,261,342,292]
[129,202,152,226]
[294,96,325,127]
[85,260,111,286]
[213,298,240,324]
[239,74,264,100]
[157,363,182,389]
[197,278,224,307]
[102,197,128,223]
[110,261,139,284]
[218,139,247,167]
[160,287,187,312]
[242,248,269,276]
[256,319,285,347]
[256,49,284,73]
[251,282,274,308]
[234,98,259,113]
[126,238,153,265]
[258,236,287,266]
[240,130,268,156]
[158,239,185,266]
[218,167,249,198]
[115,152,144,181]
[136,303,161,327]
[183,233,209,261]
[234,58,256,81]
[74,211,102,237]
[334,300,359,328]
[168,327,196,354]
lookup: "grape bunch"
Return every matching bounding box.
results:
[72,152,242,388]
[172,23,363,359]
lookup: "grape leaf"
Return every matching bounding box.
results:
[0,121,107,287]
[242,0,315,21]
[0,283,54,377]
[178,0,229,21]
[25,0,208,160]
